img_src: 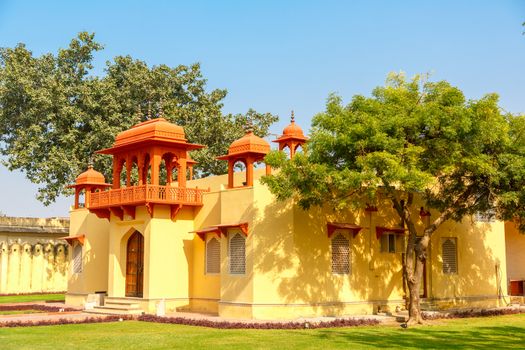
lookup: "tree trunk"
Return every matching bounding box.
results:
[405,248,426,324]
[387,190,451,325]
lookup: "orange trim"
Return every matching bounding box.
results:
[216,223,249,236]
[91,209,110,220]
[61,234,85,245]
[192,222,249,240]
[122,205,136,219]
[191,227,222,241]
[375,226,405,239]
[327,222,362,238]
[170,204,183,221]
[109,207,124,221]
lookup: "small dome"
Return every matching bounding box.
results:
[228,130,270,155]
[282,120,305,138]
[114,118,186,147]
[278,111,306,139]
[75,165,106,185]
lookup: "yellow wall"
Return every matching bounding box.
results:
[0,216,69,294]
[66,208,110,306]
[505,222,525,282]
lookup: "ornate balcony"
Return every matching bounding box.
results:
[88,185,208,220]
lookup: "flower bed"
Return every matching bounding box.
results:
[137,314,381,329]
[422,307,525,320]
[0,315,134,328]
[0,304,78,313]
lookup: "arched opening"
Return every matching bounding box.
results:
[119,160,127,188]
[125,231,144,297]
[295,144,304,155]
[233,160,247,187]
[282,145,291,158]
[163,153,178,186]
[142,154,151,185]
[78,189,85,208]
[130,157,139,186]
[159,159,168,186]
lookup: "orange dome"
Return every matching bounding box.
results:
[114,118,186,147]
[228,131,270,155]
[275,111,307,141]
[282,120,305,138]
[75,165,106,185]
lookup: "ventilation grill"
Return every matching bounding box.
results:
[442,238,457,274]
[206,237,221,274]
[332,234,350,275]
[229,233,246,275]
[73,244,82,273]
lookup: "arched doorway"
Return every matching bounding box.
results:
[125,231,144,297]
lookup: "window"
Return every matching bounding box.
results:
[206,237,221,274]
[474,210,496,223]
[73,244,82,273]
[331,233,350,275]
[380,233,403,253]
[229,233,246,275]
[442,238,457,274]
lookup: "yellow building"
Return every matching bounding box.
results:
[65,116,519,318]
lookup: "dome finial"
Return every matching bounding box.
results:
[291,110,295,123]
[87,155,94,169]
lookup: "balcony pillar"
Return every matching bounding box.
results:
[178,159,187,188]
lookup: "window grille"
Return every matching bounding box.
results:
[73,244,82,273]
[332,234,350,275]
[229,233,246,275]
[442,238,457,274]
[206,237,221,274]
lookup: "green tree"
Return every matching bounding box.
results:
[262,73,525,324]
[0,32,278,204]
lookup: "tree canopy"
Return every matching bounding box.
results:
[262,73,525,323]
[0,32,278,204]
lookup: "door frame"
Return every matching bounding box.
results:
[125,231,144,298]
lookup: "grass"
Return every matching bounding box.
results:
[0,310,44,315]
[0,293,64,304]
[0,314,524,349]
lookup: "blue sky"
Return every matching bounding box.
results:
[0,0,524,217]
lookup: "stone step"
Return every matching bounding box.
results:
[103,301,141,310]
[85,306,144,316]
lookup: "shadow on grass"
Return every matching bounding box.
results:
[308,325,525,349]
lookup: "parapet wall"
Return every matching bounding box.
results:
[0,216,69,294]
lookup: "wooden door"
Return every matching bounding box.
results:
[126,231,144,297]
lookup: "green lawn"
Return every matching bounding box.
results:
[0,293,64,304]
[0,309,44,315]
[0,314,524,349]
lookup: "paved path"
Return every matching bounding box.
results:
[0,301,112,326]
[0,301,397,326]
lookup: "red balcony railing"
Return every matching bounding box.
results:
[89,185,206,209]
